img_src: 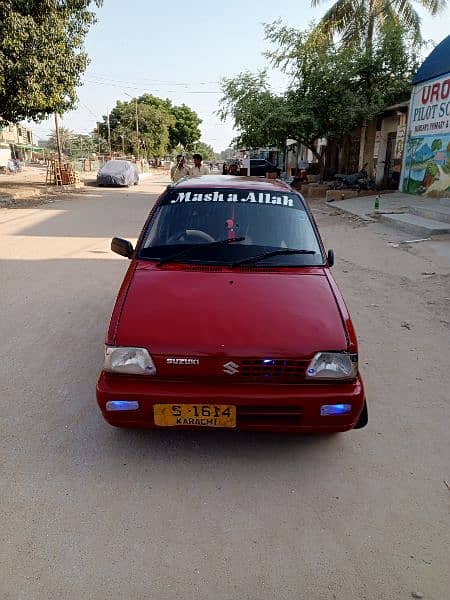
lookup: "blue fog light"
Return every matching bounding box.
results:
[106,400,139,412]
[320,404,352,416]
[263,359,275,365]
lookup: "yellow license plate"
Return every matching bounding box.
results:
[153,404,236,428]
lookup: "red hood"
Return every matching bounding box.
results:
[113,264,347,357]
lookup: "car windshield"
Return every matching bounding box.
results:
[139,187,323,266]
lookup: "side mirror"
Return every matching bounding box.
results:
[327,249,335,267]
[111,237,134,259]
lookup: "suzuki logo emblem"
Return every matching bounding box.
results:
[223,361,239,375]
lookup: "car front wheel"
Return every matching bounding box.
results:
[354,401,368,429]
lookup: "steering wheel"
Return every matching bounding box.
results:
[168,229,216,244]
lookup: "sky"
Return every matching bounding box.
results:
[32,0,450,152]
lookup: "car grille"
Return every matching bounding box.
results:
[238,405,303,426]
[240,359,309,382]
[155,356,311,384]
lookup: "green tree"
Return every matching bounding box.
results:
[425,160,439,177]
[270,21,418,173]
[137,103,175,158]
[219,71,291,150]
[0,1,102,123]
[190,141,218,161]
[311,0,446,50]
[67,134,97,158]
[99,94,175,158]
[431,139,443,152]
[98,95,204,159]
[46,127,73,154]
[169,104,202,150]
[403,136,424,191]
[220,21,420,178]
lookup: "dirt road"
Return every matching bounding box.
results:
[1,176,449,599]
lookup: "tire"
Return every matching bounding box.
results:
[354,401,368,429]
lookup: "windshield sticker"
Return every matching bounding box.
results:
[170,191,295,207]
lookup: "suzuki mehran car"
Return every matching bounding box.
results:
[97,175,367,432]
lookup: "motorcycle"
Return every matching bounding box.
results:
[331,165,376,191]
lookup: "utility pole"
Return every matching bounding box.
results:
[107,111,112,156]
[96,123,101,155]
[135,99,139,160]
[54,112,62,165]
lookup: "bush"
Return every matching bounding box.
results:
[425,161,439,177]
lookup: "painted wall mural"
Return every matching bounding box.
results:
[401,73,450,196]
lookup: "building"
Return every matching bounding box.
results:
[0,121,40,163]
[400,35,450,197]
[322,101,408,189]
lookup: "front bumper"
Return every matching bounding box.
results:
[96,373,366,433]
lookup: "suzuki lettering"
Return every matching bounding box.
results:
[166,358,200,366]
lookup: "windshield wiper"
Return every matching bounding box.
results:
[231,248,316,267]
[157,237,245,266]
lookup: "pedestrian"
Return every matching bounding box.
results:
[189,153,210,178]
[170,155,189,182]
[222,162,228,175]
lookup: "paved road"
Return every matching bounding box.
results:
[1,176,449,599]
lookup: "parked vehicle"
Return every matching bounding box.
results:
[97,175,367,433]
[250,159,281,177]
[97,160,139,187]
[331,165,376,191]
[5,159,21,174]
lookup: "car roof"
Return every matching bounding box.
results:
[170,175,292,193]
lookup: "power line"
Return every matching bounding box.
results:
[79,101,100,120]
[86,71,218,86]
[84,76,220,94]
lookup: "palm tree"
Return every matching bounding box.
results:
[310,0,446,173]
[47,127,73,154]
[311,0,446,52]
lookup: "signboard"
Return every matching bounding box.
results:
[410,74,450,136]
[401,72,450,195]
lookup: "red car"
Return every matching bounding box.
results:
[97,176,367,433]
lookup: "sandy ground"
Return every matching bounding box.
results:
[1,176,449,600]
[0,165,164,207]
[0,165,89,208]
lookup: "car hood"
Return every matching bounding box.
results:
[114,265,347,356]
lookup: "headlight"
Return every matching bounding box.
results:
[104,346,156,375]
[306,352,358,380]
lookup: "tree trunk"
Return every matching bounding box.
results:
[366,3,375,54]
[359,8,375,170]
[310,145,326,182]
[295,142,300,176]
[358,125,367,171]
[319,151,326,182]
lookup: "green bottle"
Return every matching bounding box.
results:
[374,194,380,211]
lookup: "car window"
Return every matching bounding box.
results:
[139,187,323,266]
